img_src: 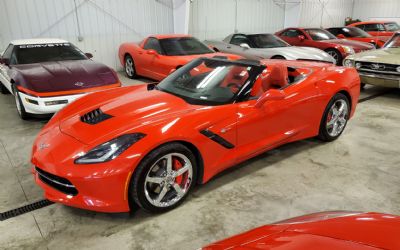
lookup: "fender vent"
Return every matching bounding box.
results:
[81,108,113,125]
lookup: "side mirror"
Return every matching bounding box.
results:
[239,43,250,49]
[147,49,158,56]
[298,35,305,41]
[255,89,286,108]
[0,57,10,66]
[85,53,93,59]
[337,34,345,39]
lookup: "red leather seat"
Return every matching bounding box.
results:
[251,64,288,97]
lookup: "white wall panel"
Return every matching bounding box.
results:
[298,0,354,28]
[0,0,175,70]
[352,0,400,21]
[189,0,285,40]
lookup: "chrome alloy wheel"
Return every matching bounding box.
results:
[144,153,193,208]
[326,99,349,137]
[327,50,339,64]
[125,58,134,77]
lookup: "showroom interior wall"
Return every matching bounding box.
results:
[189,0,285,40]
[0,0,174,70]
[353,0,400,23]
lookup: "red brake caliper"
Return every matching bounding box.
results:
[327,112,333,123]
[173,158,183,184]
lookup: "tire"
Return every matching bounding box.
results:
[124,55,137,79]
[271,55,286,60]
[318,93,350,142]
[12,85,30,120]
[130,143,197,213]
[360,83,366,90]
[325,49,342,65]
[1,82,10,94]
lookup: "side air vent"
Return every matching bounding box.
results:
[81,108,113,125]
[200,129,235,149]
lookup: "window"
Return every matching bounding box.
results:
[305,29,337,40]
[327,28,341,36]
[159,37,214,56]
[281,29,302,38]
[363,24,385,32]
[2,44,14,59]
[384,22,400,31]
[230,35,253,46]
[143,38,163,54]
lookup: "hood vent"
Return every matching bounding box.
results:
[81,108,113,125]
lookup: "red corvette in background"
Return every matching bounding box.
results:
[203,211,400,250]
[275,28,375,65]
[32,58,359,213]
[118,34,239,81]
[327,27,389,48]
[348,21,400,37]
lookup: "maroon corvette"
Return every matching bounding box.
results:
[276,28,375,65]
[0,38,121,119]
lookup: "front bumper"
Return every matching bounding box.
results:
[19,92,85,114]
[31,128,141,213]
[359,72,400,88]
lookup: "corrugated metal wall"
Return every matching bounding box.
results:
[0,0,174,70]
[353,0,400,21]
[189,0,285,40]
[298,0,354,28]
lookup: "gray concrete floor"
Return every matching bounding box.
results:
[0,72,399,249]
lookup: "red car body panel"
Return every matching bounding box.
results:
[275,28,374,60]
[203,212,400,250]
[341,36,388,48]
[118,35,240,81]
[31,59,360,212]
[348,21,399,37]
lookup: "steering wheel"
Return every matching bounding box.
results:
[227,83,241,94]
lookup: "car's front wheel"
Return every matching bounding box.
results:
[318,93,350,141]
[13,85,30,120]
[325,49,342,65]
[124,55,137,79]
[130,143,197,213]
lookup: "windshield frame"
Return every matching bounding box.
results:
[13,42,88,65]
[157,58,266,106]
[159,37,215,56]
[305,28,337,41]
[247,34,290,48]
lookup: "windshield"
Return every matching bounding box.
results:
[157,58,262,105]
[384,22,400,31]
[384,33,400,48]
[14,43,87,64]
[159,37,214,56]
[305,29,337,40]
[248,34,289,48]
[342,27,371,38]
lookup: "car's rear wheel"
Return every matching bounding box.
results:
[124,55,137,79]
[12,85,30,120]
[325,49,342,65]
[131,143,197,213]
[318,93,350,141]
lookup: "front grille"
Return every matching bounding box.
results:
[35,167,78,196]
[81,108,113,125]
[356,61,400,75]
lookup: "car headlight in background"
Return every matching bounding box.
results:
[75,133,146,164]
[342,46,355,54]
[343,59,354,67]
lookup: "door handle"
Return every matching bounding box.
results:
[227,46,231,49]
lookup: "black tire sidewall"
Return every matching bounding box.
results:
[13,85,29,120]
[318,93,350,142]
[130,143,197,213]
[124,55,136,79]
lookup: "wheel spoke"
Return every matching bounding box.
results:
[173,184,184,197]
[146,176,163,184]
[175,164,189,177]
[155,186,168,205]
[165,154,173,172]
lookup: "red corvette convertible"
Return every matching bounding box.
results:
[276,28,375,65]
[203,211,400,249]
[32,58,360,213]
[327,27,389,48]
[118,34,239,81]
[349,21,400,37]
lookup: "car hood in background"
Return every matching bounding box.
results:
[347,48,400,64]
[12,59,118,93]
[320,39,375,49]
[257,46,335,63]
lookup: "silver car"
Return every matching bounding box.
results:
[205,33,335,64]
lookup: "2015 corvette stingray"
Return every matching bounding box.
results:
[32,58,360,213]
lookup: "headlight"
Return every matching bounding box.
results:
[75,133,146,164]
[343,59,354,67]
[342,46,355,54]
